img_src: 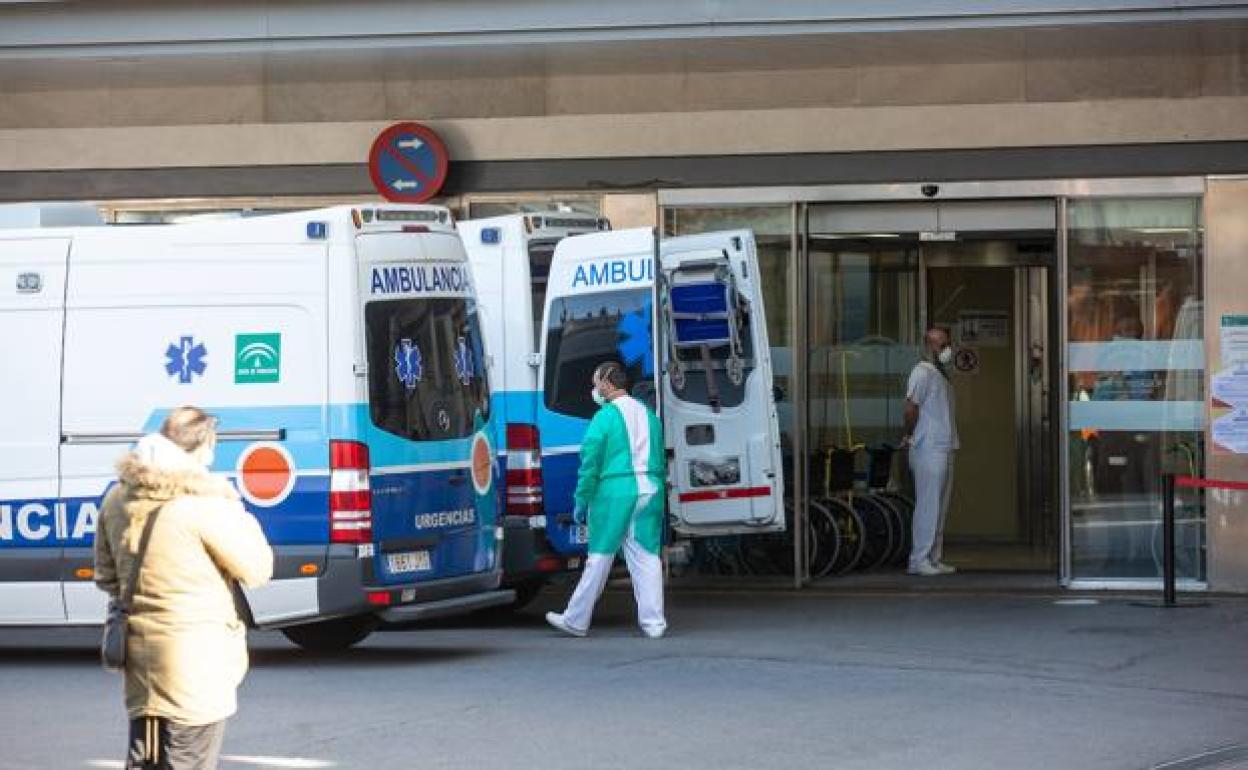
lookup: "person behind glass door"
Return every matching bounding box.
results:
[546,361,668,638]
[901,327,959,576]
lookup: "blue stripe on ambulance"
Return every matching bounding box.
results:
[0,400,503,585]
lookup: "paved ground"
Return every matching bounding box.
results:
[2,583,1248,770]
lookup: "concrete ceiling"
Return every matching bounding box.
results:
[0,20,1244,90]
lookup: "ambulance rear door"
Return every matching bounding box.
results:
[537,228,655,553]
[658,230,785,535]
[356,225,498,587]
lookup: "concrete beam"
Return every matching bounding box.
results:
[4,1,1248,58]
[1,142,1245,202]
[2,98,1247,172]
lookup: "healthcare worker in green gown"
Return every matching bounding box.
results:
[547,361,667,639]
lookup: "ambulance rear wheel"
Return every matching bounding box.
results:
[508,578,546,611]
[281,615,378,652]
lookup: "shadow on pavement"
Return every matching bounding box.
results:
[249,644,497,668]
[0,645,100,664]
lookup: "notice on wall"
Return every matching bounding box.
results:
[1212,315,1248,453]
[1221,315,1248,367]
[1213,409,1248,454]
[1212,366,1248,409]
[957,310,1009,348]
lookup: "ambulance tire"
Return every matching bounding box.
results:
[507,578,546,611]
[281,615,378,652]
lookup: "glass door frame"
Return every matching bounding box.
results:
[1059,194,1209,590]
[659,176,1207,590]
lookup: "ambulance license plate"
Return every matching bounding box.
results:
[570,525,589,545]
[387,550,431,574]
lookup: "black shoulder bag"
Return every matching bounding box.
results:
[101,508,161,672]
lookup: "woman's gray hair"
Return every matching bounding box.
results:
[159,406,218,454]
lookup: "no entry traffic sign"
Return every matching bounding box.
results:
[368,122,450,203]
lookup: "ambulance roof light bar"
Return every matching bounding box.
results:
[351,205,454,232]
[523,213,611,235]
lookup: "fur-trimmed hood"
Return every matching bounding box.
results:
[115,433,238,502]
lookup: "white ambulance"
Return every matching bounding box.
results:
[458,212,610,605]
[0,202,511,650]
[537,227,786,547]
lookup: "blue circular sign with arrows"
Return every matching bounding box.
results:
[368,122,450,203]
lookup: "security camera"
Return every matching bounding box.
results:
[921,184,940,198]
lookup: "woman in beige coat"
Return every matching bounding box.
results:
[95,407,273,770]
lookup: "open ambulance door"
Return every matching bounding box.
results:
[656,230,785,536]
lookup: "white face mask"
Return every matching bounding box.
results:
[191,441,215,470]
[591,387,606,406]
[937,346,954,366]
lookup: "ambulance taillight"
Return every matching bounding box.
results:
[329,440,373,544]
[504,424,543,516]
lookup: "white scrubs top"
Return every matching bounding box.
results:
[907,361,960,452]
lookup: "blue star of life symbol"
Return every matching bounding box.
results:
[394,338,423,390]
[164,335,208,384]
[453,336,474,385]
[617,301,654,377]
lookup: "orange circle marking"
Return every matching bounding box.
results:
[470,433,492,495]
[236,442,296,507]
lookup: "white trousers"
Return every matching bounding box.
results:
[561,492,666,636]
[909,448,955,569]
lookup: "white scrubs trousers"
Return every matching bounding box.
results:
[909,448,955,570]
[560,481,667,636]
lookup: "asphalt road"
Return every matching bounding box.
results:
[3,587,1248,770]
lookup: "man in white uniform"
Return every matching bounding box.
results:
[902,327,960,576]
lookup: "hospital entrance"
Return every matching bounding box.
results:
[804,201,1059,576]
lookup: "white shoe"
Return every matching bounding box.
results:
[931,561,957,575]
[641,626,666,639]
[907,561,943,576]
[545,612,587,638]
